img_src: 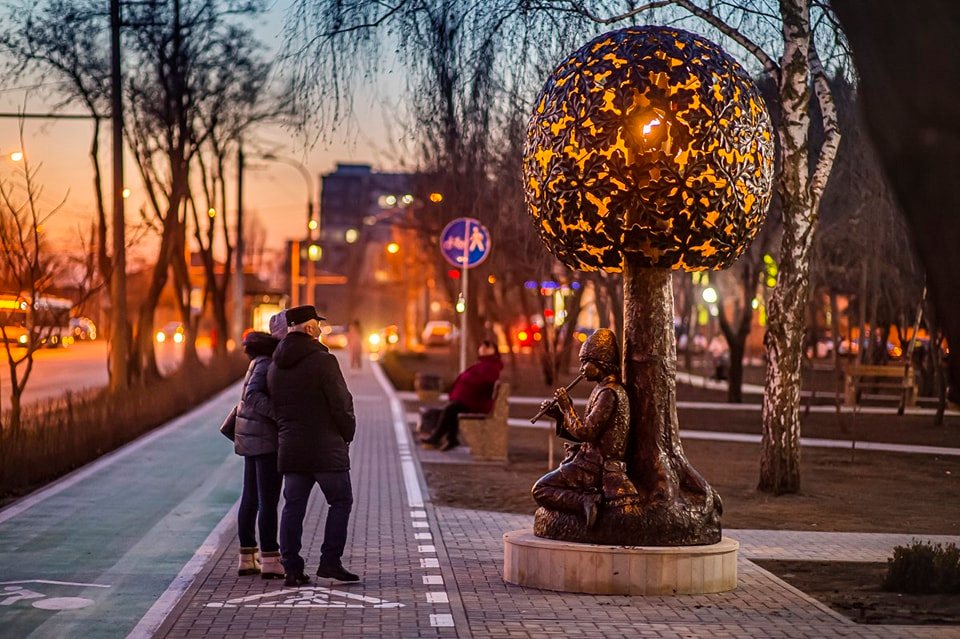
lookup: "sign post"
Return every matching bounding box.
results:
[440,217,491,372]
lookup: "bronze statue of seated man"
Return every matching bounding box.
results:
[532,329,639,535]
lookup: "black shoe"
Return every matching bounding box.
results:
[284,571,311,587]
[316,563,360,582]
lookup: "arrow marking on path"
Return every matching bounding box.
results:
[205,587,404,609]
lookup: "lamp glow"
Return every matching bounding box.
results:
[702,287,718,304]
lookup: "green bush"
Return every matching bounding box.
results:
[0,354,247,498]
[884,540,960,593]
[380,350,428,391]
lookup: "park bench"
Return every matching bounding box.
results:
[843,363,916,415]
[458,381,510,462]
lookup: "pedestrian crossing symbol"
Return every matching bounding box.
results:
[206,587,403,609]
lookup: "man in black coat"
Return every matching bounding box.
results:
[268,305,358,586]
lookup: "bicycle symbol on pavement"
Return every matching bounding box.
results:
[0,580,111,611]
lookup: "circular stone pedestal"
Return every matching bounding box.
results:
[503,529,738,595]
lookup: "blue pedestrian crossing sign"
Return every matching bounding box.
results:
[440,217,491,269]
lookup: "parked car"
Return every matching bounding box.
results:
[513,324,542,348]
[155,321,185,344]
[368,325,401,354]
[322,325,349,349]
[421,320,455,347]
[70,317,97,341]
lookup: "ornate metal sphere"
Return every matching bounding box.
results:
[523,26,775,272]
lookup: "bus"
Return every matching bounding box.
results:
[0,294,73,348]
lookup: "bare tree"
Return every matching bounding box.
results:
[0,138,96,430]
[0,0,120,380]
[715,220,778,403]
[121,0,270,375]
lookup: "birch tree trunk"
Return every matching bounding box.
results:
[759,0,818,494]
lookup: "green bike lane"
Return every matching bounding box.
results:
[0,383,244,639]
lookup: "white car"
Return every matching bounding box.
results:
[421,321,454,347]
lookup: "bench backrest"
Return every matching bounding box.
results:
[846,364,912,378]
[490,381,510,420]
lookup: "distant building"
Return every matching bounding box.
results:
[319,163,412,236]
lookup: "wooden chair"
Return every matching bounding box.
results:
[458,381,510,462]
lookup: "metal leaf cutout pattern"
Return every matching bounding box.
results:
[523,26,775,273]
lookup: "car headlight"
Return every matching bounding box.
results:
[156,331,166,343]
[18,334,27,344]
[173,332,184,344]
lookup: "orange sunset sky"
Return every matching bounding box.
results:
[0,4,406,258]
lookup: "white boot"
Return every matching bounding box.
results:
[238,546,260,576]
[260,550,284,580]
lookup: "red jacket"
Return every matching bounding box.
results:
[449,354,504,413]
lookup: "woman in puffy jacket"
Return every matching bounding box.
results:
[234,329,284,579]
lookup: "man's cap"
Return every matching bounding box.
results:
[268,311,288,339]
[286,305,326,326]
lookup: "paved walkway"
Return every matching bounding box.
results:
[3,356,959,638]
[161,361,960,638]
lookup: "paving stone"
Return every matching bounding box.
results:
[159,359,960,638]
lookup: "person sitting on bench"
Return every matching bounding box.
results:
[420,339,503,451]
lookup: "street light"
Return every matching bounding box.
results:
[386,242,400,254]
[9,151,23,162]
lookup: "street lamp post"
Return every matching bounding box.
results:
[262,154,317,308]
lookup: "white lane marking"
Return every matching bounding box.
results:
[430,613,455,627]
[372,363,424,508]
[126,501,239,639]
[373,362,456,629]
[420,558,440,568]
[0,580,110,588]
[425,592,449,604]
[205,587,403,609]
[0,383,242,525]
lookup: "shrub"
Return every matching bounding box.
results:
[380,350,428,391]
[884,540,960,593]
[0,354,247,498]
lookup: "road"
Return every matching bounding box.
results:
[0,341,194,405]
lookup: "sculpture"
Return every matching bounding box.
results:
[524,26,775,545]
[532,329,638,532]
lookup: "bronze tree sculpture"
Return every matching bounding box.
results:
[524,26,775,545]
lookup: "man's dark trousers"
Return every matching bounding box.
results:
[280,471,353,574]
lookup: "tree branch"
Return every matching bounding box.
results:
[808,37,840,202]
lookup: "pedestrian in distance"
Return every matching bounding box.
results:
[234,312,288,579]
[347,319,363,370]
[268,305,359,587]
[420,339,503,451]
